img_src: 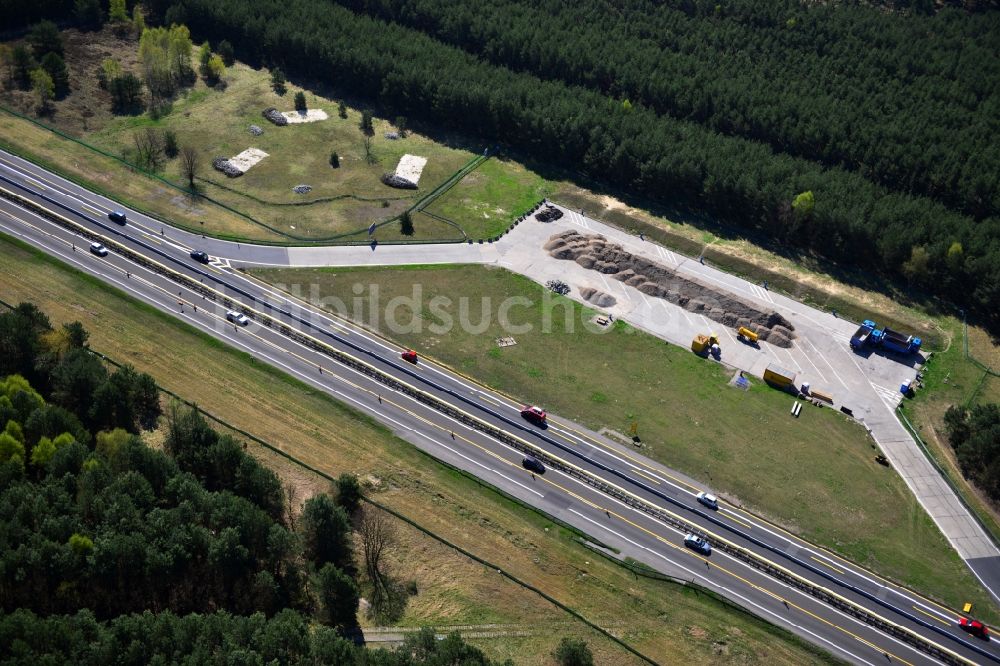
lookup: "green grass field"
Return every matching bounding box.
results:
[422,157,552,240]
[252,263,998,620]
[0,232,847,664]
[900,319,1000,557]
[0,26,548,243]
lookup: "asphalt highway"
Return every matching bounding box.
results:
[0,150,997,665]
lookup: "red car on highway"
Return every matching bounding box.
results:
[520,405,546,425]
[959,617,989,639]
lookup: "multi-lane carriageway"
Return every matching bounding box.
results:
[0,151,997,666]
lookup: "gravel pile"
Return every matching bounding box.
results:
[380,173,418,189]
[248,124,263,136]
[262,107,288,126]
[546,230,796,347]
[545,279,570,295]
[212,157,244,178]
[384,131,400,140]
[292,184,312,194]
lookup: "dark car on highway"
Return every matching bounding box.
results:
[108,210,127,225]
[190,250,210,263]
[522,456,545,475]
[684,534,712,555]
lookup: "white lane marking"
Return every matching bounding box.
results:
[416,431,544,498]
[809,338,852,391]
[775,344,804,373]
[566,510,881,666]
[872,384,904,410]
[560,476,945,666]
[1,205,974,629]
[662,298,692,326]
[794,336,829,384]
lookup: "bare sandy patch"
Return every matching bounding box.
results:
[395,154,428,185]
[281,109,329,124]
[228,147,269,172]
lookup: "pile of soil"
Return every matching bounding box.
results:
[535,206,563,222]
[545,231,796,347]
[579,287,616,308]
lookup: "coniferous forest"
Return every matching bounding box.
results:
[2,0,999,325]
[0,303,508,665]
[152,0,1000,327]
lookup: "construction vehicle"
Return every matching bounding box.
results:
[876,326,922,354]
[691,333,719,356]
[850,320,876,350]
[763,363,796,390]
[736,326,759,345]
[850,319,921,354]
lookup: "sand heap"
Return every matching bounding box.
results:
[545,231,796,347]
[579,287,616,308]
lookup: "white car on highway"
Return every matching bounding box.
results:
[226,310,250,326]
[696,491,719,510]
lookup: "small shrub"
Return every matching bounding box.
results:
[330,151,340,168]
[294,91,306,111]
[270,68,286,95]
[338,100,347,118]
[163,129,178,158]
[399,211,414,236]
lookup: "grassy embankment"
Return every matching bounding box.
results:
[0,26,538,243]
[900,319,1000,552]
[0,233,845,664]
[252,263,998,621]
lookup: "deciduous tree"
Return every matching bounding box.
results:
[29,67,54,112]
[180,145,199,187]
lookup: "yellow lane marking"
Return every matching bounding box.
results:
[633,468,662,485]
[736,506,962,618]
[146,237,162,245]
[478,393,503,407]
[0,198,971,665]
[912,606,952,627]
[811,556,845,575]
[721,511,753,530]
[82,204,102,215]
[207,266,221,274]
[534,477,917,666]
